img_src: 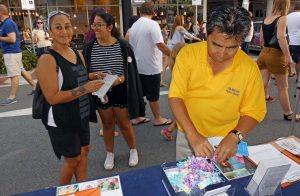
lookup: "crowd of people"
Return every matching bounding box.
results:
[0,0,299,186]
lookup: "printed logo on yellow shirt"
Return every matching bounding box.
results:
[226,87,240,96]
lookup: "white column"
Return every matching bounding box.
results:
[242,0,249,10]
[203,0,207,21]
[266,0,273,16]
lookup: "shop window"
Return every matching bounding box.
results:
[0,0,8,6]
[86,0,119,5]
[56,0,75,6]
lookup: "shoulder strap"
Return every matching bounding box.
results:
[47,49,60,71]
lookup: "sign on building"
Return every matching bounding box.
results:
[21,0,35,10]
[192,0,202,6]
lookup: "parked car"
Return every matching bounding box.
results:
[249,21,263,51]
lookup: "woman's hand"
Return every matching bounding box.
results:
[283,55,293,68]
[112,75,124,86]
[84,80,104,93]
[89,71,106,80]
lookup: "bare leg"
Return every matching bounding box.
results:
[59,156,81,185]
[21,70,36,90]
[274,73,292,114]
[296,63,300,78]
[9,76,19,99]
[114,107,136,149]
[260,69,271,98]
[149,100,170,125]
[75,145,90,182]
[160,55,168,87]
[99,108,116,152]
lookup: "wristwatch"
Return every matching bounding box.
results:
[228,129,243,143]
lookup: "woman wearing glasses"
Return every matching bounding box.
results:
[83,12,144,170]
[36,11,103,185]
[32,17,52,57]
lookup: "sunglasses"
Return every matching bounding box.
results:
[47,10,70,25]
[37,22,43,24]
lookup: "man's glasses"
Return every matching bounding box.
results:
[91,23,107,29]
[48,10,70,25]
[37,22,43,24]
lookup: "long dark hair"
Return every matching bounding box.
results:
[94,12,120,38]
[207,6,251,42]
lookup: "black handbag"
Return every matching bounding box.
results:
[32,82,44,119]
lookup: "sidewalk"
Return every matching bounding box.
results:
[0,69,36,87]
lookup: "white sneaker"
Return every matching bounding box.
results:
[129,149,138,167]
[104,152,114,170]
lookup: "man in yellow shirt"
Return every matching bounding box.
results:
[169,5,266,163]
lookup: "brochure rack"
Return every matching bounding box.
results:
[245,177,283,196]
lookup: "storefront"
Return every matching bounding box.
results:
[0,0,122,38]
[1,0,298,41]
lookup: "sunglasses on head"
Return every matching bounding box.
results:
[47,10,70,25]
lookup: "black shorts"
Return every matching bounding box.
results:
[139,73,161,102]
[47,123,90,159]
[290,45,300,64]
[93,82,127,110]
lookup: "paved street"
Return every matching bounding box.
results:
[1,53,300,195]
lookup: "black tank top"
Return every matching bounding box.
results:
[50,49,90,129]
[262,16,281,49]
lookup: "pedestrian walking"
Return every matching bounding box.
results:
[0,4,36,106]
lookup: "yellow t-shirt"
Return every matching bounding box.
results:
[169,42,266,137]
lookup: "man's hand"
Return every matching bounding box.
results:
[186,132,215,159]
[215,134,238,162]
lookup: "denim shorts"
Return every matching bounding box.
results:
[290,45,300,64]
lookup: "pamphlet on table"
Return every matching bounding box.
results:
[56,175,123,196]
[248,144,300,186]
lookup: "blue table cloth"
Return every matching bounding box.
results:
[16,164,300,196]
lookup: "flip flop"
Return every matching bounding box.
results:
[154,118,172,126]
[131,117,151,126]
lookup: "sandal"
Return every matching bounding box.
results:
[161,128,173,141]
[283,113,300,121]
[288,72,296,77]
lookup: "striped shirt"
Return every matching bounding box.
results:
[90,40,124,76]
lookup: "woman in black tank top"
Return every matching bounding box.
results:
[35,11,103,185]
[257,0,299,121]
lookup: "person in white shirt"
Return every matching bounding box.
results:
[241,11,254,54]
[32,17,52,57]
[129,1,172,126]
[287,2,300,78]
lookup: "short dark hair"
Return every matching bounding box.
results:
[139,1,154,15]
[294,2,300,10]
[207,6,251,42]
[94,12,120,38]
